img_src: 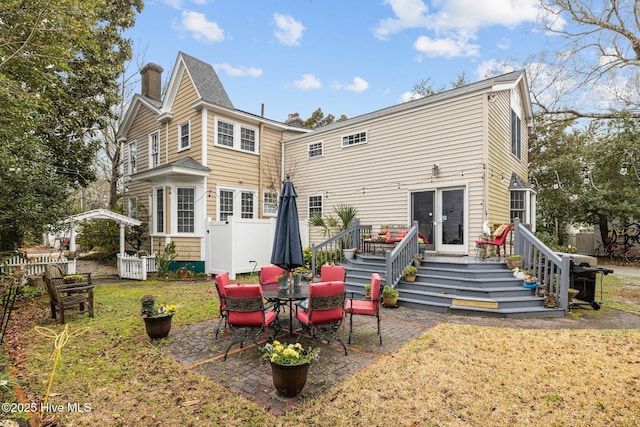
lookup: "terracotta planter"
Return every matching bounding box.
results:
[383,294,398,307]
[143,314,173,339]
[270,362,310,397]
[404,275,416,282]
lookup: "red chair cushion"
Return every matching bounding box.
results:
[345,299,376,315]
[297,281,345,326]
[260,265,286,285]
[320,265,346,282]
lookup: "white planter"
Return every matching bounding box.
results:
[343,249,355,260]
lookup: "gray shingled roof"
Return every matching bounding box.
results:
[508,172,531,189]
[166,156,211,172]
[180,51,234,109]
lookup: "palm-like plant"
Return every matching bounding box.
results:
[310,204,358,238]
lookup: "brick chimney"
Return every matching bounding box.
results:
[140,63,163,102]
[285,112,304,128]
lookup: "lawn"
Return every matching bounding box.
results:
[2,273,640,426]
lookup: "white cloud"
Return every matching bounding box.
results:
[179,11,225,43]
[375,0,540,58]
[215,63,262,78]
[399,91,424,103]
[475,59,518,80]
[273,13,305,46]
[333,77,369,93]
[163,0,210,8]
[414,36,480,58]
[497,37,511,50]
[292,74,321,90]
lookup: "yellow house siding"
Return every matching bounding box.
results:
[170,237,202,260]
[124,105,160,175]
[167,72,202,164]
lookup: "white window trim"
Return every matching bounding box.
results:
[149,130,160,169]
[175,186,196,234]
[178,120,190,152]
[341,130,367,148]
[153,187,165,236]
[308,141,324,158]
[216,185,258,221]
[128,141,137,175]
[213,116,260,155]
[308,194,323,218]
[263,190,278,217]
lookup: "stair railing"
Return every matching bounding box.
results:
[310,221,372,275]
[385,221,419,288]
[513,218,570,312]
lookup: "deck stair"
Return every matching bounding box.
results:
[343,254,565,318]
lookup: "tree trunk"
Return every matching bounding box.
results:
[598,215,610,246]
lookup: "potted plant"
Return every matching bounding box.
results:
[505,254,523,270]
[402,265,417,282]
[176,266,190,279]
[343,247,357,261]
[418,238,426,255]
[413,253,423,267]
[262,340,319,397]
[523,273,538,289]
[382,285,399,307]
[363,283,372,300]
[140,295,176,339]
[276,273,289,289]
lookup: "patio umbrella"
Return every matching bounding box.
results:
[270,177,304,275]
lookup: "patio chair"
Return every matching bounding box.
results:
[295,281,347,355]
[474,223,511,259]
[320,265,346,282]
[223,284,279,360]
[214,272,231,339]
[43,264,94,324]
[345,273,382,345]
[259,265,286,285]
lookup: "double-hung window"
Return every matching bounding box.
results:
[128,141,137,174]
[215,118,259,153]
[308,195,323,217]
[177,188,194,233]
[179,121,190,151]
[510,191,525,222]
[156,188,164,233]
[263,191,278,216]
[149,131,159,168]
[128,197,137,218]
[511,110,521,160]
[218,187,257,220]
[308,141,323,158]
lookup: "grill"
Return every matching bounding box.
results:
[567,254,613,310]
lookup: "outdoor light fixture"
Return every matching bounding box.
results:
[432,164,439,176]
[620,162,629,176]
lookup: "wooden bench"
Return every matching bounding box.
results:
[43,265,94,324]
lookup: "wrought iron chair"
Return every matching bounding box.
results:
[223,284,279,360]
[295,281,347,355]
[259,265,286,285]
[43,264,94,324]
[320,265,346,282]
[214,272,231,339]
[345,273,382,345]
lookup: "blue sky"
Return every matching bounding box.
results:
[125,0,552,122]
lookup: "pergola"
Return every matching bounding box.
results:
[60,209,142,255]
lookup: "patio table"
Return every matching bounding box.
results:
[263,282,309,335]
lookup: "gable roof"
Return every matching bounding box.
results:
[130,156,211,181]
[180,52,234,109]
[283,69,532,142]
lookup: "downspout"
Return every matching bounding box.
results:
[258,122,264,216]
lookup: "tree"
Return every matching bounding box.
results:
[304,108,348,129]
[0,0,143,250]
[410,72,469,100]
[535,0,640,120]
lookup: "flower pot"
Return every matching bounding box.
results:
[505,258,523,270]
[343,249,355,260]
[143,314,173,339]
[383,294,398,307]
[404,275,416,282]
[270,362,310,397]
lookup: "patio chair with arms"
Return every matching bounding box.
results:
[320,265,346,282]
[259,265,286,285]
[345,273,382,345]
[43,264,94,324]
[295,281,348,355]
[214,272,231,339]
[223,284,279,360]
